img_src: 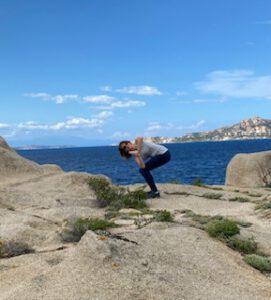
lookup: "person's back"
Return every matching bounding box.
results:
[140,141,168,161]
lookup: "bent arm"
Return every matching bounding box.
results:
[134,153,145,169]
[135,137,143,154]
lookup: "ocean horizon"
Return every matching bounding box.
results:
[18,139,271,186]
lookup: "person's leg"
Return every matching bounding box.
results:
[139,151,171,192]
[139,168,158,192]
[145,151,171,171]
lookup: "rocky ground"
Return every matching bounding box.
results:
[1,137,271,299]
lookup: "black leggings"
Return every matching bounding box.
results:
[139,150,171,192]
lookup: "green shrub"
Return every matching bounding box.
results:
[0,240,34,258]
[229,197,249,203]
[191,214,215,225]
[62,217,118,243]
[74,217,117,237]
[256,202,271,210]
[248,192,262,197]
[244,254,271,273]
[88,177,147,210]
[181,209,194,215]
[192,178,205,187]
[154,210,174,222]
[169,179,182,184]
[88,177,111,192]
[227,236,257,254]
[182,210,222,224]
[202,192,223,200]
[207,219,239,239]
[210,187,223,191]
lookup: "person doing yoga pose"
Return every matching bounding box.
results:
[119,137,171,198]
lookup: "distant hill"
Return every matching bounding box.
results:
[14,145,75,150]
[147,117,271,143]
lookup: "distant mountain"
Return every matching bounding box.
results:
[14,145,75,150]
[9,136,115,149]
[147,117,271,143]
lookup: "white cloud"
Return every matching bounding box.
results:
[145,120,205,134]
[146,122,173,132]
[18,121,49,130]
[112,131,130,139]
[52,95,78,104]
[100,86,112,92]
[0,123,10,129]
[97,100,146,110]
[17,112,111,131]
[110,100,146,108]
[177,98,225,104]
[24,93,79,104]
[24,92,51,99]
[255,20,271,25]
[196,70,271,99]
[24,91,147,112]
[116,85,162,96]
[95,111,114,119]
[82,95,115,103]
[189,120,206,129]
[177,120,206,130]
[147,122,162,131]
[50,118,104,130]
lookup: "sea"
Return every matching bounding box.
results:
[18,139,271,186]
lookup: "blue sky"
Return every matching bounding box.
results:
[0,0,271,146]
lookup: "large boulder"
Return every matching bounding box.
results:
[0,136,62,179]
[0,136,12,150]
[226,151,271,187]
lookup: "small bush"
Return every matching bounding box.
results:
[169,179,182,184]
[110,190,147,211]
[192,178,205,187]
[104,210,119,220]
[191,214,213,225]
[227,236,257,254]
[248,192,262,198]
[181,209,194,215]
[154,210,174,222]
[256,202,271,210]
[202,192,223,200]
[62,217,118,243]
[88,177,147,210]
[74,217,118,237]
[229,196,250,203]
[182,210,222,224]
[0,240,34,258]
[88,176,111,192]
[210,187,223,191]
[207,219,239,239]
[244,254,271,273]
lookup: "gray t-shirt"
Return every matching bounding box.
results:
[140,141,168,161]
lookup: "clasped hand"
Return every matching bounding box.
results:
[128,150,140,157]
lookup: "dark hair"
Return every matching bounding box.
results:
[118,140,131,159]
